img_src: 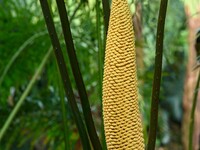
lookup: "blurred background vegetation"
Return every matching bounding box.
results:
[0,0,199,149]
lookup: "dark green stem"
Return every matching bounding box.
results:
[39,1,91,149]
[189,71,200,150]
[147,0,168,149]
[101,0,110,66]
[96,0,103,86]
[55,0,102,149]
[101,0,110,35]
[96,0,107,149]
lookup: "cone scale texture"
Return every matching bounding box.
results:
[102,0,144,149]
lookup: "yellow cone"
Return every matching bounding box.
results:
[102,0,144,149]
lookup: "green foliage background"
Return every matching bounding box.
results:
[0,0,191,149]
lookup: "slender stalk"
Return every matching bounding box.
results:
[96,0,107,149]
[147,0,168,149]
[57,66,71,150]
[55,0,102,149]
[189,71,200,150]
[101,0,110,35]
[39,1,91,149]
[101,0,110,62]
[0,31,47,87]
[96,0,103,90]
[101,0,110,70]
[0,48,52,141]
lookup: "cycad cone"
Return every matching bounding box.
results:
[102,0,144,149]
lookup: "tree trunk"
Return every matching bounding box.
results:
[182,5,200,150]
[133,2,144,70]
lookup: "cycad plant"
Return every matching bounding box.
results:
[39,0,168,149]
[0,0,169,149]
